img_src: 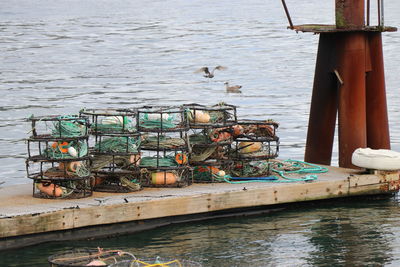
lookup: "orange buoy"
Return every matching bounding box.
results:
[36,182,63,197]
[151,172,178,185]
[175,153,188,164]
[51,141,69,153]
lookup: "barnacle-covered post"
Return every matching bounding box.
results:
[283,0,396,167]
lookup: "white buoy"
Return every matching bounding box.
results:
[68,146,78,157]
[352,148,400,170]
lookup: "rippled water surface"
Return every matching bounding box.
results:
[1,0,400,266]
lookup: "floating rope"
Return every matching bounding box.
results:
[94,136,140,153]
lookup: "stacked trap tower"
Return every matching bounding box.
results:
[137,106,192,187]
[80,109,141,193]
[282,0,397,168]
[184,103,237,182]
[26,115,92,199]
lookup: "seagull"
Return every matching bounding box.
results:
[195,66,227,78]
[224,82,242,93]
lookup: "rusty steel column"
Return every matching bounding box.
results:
[336,0,365,28]
[366,32,391,149]
[336,32,367,168]
[305,34,338,165]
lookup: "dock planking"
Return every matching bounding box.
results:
[0,165,399,250]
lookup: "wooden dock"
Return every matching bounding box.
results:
[1,165,399,250]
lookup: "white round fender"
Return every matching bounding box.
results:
[352,148,400,170]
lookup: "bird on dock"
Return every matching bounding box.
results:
[224,82,242,93]
[195,66,227,78]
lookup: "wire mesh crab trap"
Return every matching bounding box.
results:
[80,108,137,134]
[141,131,189,151]
[92,171,141,193]
[228,159,274,179]
[27,115,89,139]
[192,160,233,183]
[48,248,136,267]
[90,131,141,192]
[229,120,280,160]
[139,148,192,187]
[183,103,237,128]
[137,105,188,132]
[110,257,202,267]
[139,166,193,188]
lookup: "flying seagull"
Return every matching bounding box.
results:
[224,82,242,93]
[195,65,227,78]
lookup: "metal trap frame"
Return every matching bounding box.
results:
[80,108,137,134]
[183,103,237,129]
[137,105,188,132]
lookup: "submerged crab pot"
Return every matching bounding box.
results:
[183,103,237,128]
[90,132,142,192]
[140,167,192,188]
[27,115,89,139]
[137,105,188,133]
[192,160,232,183]
[48,248,135,267]
[80,108,137,134]
[110,258,202,267]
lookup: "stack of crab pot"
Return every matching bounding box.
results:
[80,109,142,193]
[26,115,92,199]
[229,120,279,178]
[184,103,237,183]
[137,106,192,187]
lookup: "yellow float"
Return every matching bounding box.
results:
[238,142,262,154]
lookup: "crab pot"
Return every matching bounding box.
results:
[229,159,273,178]
[92,172,141,193]
[140,167,193,188]
[26,159,91,180]
[230,139,279,160]
[33,177,92,199]
[110,258,202,267]
[48,248,135,267]
[80,108,137,134]
[27,115,89,139]
[139,149,189,169]
[141,131,189,151]
[183,103,237,128]
[190,144,231,163]
[192,160,233,183]
[27,137,89,161]
[92,132,141,154]
[137,105,188,132]
[188,127,233,147]
[232,119,279,140]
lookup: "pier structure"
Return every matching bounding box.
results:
[282,0,397,168]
